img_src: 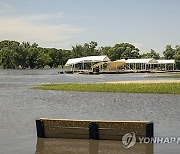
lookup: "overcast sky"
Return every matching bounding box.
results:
[0,0,180,54]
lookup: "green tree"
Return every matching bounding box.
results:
[0,40,21,68]
[71,41,99,58]
[36,49,51,68]
[60,50,71,68]
[27,47,39,69]
[83,41,99,56]
[174,45,180,69]
[163,45,176,59]
[14,45,28,68]
[47,48,61,68]
[71,45,85,58]
[141,49,160,59]
[99,46,111,56]
[18,42,32,68]
[1,47,16,68]
[109,43,140,61]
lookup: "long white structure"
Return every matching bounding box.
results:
[156,59,175,70]
[124,58,175,70]
[65,55,110,66]
[65,56,176,71]
[157,59,175,64]
[125,58,157,64]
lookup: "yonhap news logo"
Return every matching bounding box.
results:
[122,132,136,148]
[122,132,180,148]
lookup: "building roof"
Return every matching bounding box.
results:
[65,55,110,65]
[125,58,158,64]
[125,59,175,64]
[157,59,175,64]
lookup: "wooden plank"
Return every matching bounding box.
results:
[98,121,148,129]
[43,119,90,128]
[99,129,146,136]
[45,133,89,139]
[40,118,150,123]
[44,126,89,135]
[42,119,149,129]
[36,118,153,141]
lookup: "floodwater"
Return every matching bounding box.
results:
[0,69,179,154]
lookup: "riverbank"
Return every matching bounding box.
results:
[147,75,180,78]
[105,79,180,84]
[59,69,180,74]
[34,81,180,94]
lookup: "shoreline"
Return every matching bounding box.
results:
[104,80,180,84]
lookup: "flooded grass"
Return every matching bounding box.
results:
[34,82,180,94]
[148,75,180,78]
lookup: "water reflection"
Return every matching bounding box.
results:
[36,138,153,154]
[0,69,179,153]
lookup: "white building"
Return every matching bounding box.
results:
[124,58,175,70]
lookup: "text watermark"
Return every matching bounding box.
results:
[122,132,180,148]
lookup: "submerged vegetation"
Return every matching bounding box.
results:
[34,83,180,94]
[148,75,180,78]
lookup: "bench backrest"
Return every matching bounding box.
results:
[36,118,153,141]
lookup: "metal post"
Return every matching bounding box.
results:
[82,61,85,70]
[89,122,99,140]
[36,119,45,138]
[73,64,75,73]
[146,122,154,138]
[165,64,167,71]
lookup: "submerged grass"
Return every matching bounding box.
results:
[148,75,180,78]
[34,82,180,94]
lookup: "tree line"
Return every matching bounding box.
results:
[0,40,179,69]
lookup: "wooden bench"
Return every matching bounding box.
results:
[36,118,153,141]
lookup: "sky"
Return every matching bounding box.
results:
[0,0,180,54]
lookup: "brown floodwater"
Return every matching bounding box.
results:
[0,69,179,154]
[36,138,154,154]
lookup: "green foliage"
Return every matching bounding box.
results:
[142,49,160,59]
[71,41,99,58]
[1,47,16,68]
[162,45,180,69]
[0,39,180,69]
[108,43,140,61]
[163,45,176,59]
[0,40,70,69]
[174,51,180,69]
[60,50,72,68]
[0,40,20,68]
[99,46,111,56]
